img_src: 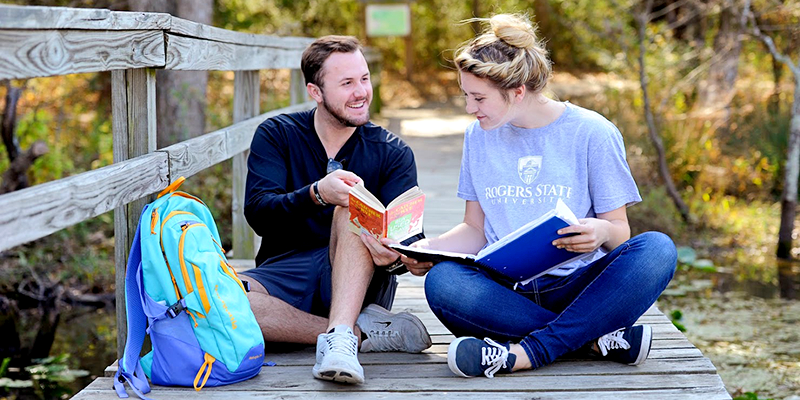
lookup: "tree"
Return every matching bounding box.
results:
[1,81,48,194]
[745,0,800,259]
[636,0,693,223]
[696,0,747,122]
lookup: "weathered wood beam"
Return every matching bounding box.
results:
[0,4,170,30]
[0,29,165,80]
[111,68,158,359]
[169,17,313,49]
[165,34,305,71]
[225,101,315,156]
[0,152,168,252]
[231,70,260,260]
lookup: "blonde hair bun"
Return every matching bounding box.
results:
[490,14,538,49]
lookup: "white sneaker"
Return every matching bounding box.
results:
[357,304,432,353]
[312,325,364,384]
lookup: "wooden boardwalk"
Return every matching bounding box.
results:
[73,112,730,399]
[75,275,729,399]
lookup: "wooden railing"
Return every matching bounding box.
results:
[0,4,381,358]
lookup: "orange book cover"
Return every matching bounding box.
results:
[348,183,425,242]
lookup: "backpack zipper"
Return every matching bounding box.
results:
[159,210,194,301]
[179,222,212,315]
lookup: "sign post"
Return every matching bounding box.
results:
[363,2,414,81]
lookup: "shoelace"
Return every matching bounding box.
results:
[365,327,404,351]
[480,338,509,378]
[596,328,631,356]
[326,331,359,356]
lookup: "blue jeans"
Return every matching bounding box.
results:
[424,231,677,368]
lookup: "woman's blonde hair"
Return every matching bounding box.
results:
[455,13,551,98]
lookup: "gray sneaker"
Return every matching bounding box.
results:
[357,304,432,353]
[312,325,364,384]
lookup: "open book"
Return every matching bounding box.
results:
[348,182,425,242]
[389,199,593,284]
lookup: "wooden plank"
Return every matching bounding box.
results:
[0,29,165,80]
[225,101,316,156]
[169,16,313,49]
[82,372,727,393]
[153,102,316,182]
[111,68,158,358]
[165,33,305,71]
[290,69,307,105]
[0,152,168,252]
[75,386,732,400]
[232,70,260,260]
[159,131,229,181]
[227,358,720,378]
[0,5,170,30]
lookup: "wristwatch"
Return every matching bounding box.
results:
[384,257,407,275]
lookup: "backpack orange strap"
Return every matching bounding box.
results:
[193,353,216,391]
[158,176,186,199]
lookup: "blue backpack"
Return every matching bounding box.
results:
[115,177,265,399]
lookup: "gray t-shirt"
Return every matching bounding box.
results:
[458,102,642,276]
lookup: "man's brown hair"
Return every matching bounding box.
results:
[301,35,363,87]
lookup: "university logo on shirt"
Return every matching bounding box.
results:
[518,156,542,185]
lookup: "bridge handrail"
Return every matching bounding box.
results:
[0,4,382,358]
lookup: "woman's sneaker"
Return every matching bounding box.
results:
[312,325,364,384]
[447,337,516,378]
[595,325,652,366]
[357,304,432,353]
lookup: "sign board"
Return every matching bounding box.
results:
[366,4,410,37]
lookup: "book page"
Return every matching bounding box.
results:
[388,243,475,264]
[385,191,425,241]
[349,182,385,211]
[348,183,387,238]
[386,186,423,209]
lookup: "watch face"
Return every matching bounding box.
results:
[385,261,408,275]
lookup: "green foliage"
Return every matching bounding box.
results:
[0,355,88,400]
[669,309,687,332]
[676,246,717,273]
[733,392,776,400]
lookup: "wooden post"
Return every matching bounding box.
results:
[290,69,306,105]
[232,70,260,261]
[111,68,157,360]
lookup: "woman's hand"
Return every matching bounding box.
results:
[551,218,611,253]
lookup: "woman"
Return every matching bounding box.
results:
[405,13,677,378]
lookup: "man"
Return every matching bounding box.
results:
[239,35,431,385]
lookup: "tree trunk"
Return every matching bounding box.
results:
[128,0,212,148]
[696,0,744,117]
[637,0,693,223]
[0,296,21,360]
[2,82,22,162]
[769,55,783,115]
[746,0,800,260]
[1,82,49,194]
[777,85,800,259]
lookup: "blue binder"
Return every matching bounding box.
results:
[390,199,593,283]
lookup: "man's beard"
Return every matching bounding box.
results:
[321,92,370,128]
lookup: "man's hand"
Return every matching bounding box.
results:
[317,170,361,206]
[359,235,434,276]
[360,234,401,267]
[551,218,611,253]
